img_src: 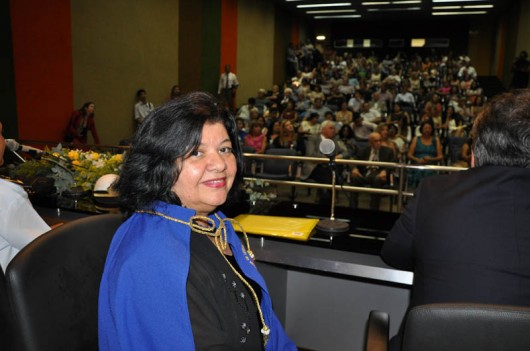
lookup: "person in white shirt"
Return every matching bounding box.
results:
[134,89,154,125]
[217,64,239,112]
[0,122,50,271]
[360,102,382,124]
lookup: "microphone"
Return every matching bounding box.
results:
[315,138,349,235]
[319,138,336,157]
[6,139,43,154]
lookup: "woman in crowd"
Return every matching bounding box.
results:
[267,120,281,147]
[98,92,296,351]
[337,124,357,158]
[470,95,486,119]
[407,119,443,187]
[64,101,100,144]
[444,105,466,138]
[280,100,299,123]
[273,119,298,150]
[335,101,353,126]
[377,123,399,161]
[387,103,410,142]
[387,123,407,161]
[245,121,268,154]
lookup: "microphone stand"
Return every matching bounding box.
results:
[316,155,349,235]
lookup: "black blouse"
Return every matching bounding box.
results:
[187,231,264,350]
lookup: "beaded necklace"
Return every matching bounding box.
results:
[135,210,270,347]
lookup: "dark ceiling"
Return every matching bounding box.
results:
[274,0,509,23]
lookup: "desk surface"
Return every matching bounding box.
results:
[36,201,412,286]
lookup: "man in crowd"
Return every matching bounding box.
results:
[303,120,350,203]
[134,89,154,125]
[0,122,50,272]
[307,98,332,123]
[217,64,239,113]
[349,132,394,210]
[381,90,530,350]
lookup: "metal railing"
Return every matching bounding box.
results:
[243,152,467,212]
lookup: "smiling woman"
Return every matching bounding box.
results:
[98,92,296,351]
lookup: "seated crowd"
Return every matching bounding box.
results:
[236,49,483,205]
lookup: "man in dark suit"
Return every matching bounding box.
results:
[381,90,530,350]
[349,132,395,210]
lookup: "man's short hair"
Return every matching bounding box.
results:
[136,89,146,98]
[472,90,530,168]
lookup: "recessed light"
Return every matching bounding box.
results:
[297,3,352,8]
[314,14,362,18]
[432,11,488,15]
[307,9,358,14]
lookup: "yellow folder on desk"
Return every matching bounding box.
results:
[233,214,319,241]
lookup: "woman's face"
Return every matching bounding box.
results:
[171,122,237,217]
[283,121,294,132]
[379,126,388,138]
[273,122,281,133]
[421,123,433,136]
[86,104,95,114]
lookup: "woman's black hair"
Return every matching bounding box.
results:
[80,102,95,116]
[115,91,243,215]
[338,124,353,139]
[420,119,434,132]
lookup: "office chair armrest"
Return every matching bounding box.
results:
[365,310,389,351]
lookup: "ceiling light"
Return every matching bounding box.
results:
[433,0,486,2]
[464,4,494,9]
[432,11,488,15]
[368,7,421,11]
[411,38,426,47]
[392,1,422,3]
[362,1,391,5]
[316,35,326,41]
[297,3,351,8]
[314,14,362,18]
[433,6,461,9]
[307,9,357,14]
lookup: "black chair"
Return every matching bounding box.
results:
[242,145,258,176]
[365,303,530,351]
[0,270,15,350]
[255,148,298,180]
[5,213,123,351]
[255,148,299,201]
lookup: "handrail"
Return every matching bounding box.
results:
[243,152,467,212]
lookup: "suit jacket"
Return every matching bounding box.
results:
[356,145,395,176]
[382,166,530,308]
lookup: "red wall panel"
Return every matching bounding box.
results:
[220,0,238,73]
[10,0,73,141]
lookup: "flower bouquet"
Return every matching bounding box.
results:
[11,144,123,196]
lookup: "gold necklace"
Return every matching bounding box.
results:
[136,210,270,347]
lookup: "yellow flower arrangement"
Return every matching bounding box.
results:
[12,144,124,194]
